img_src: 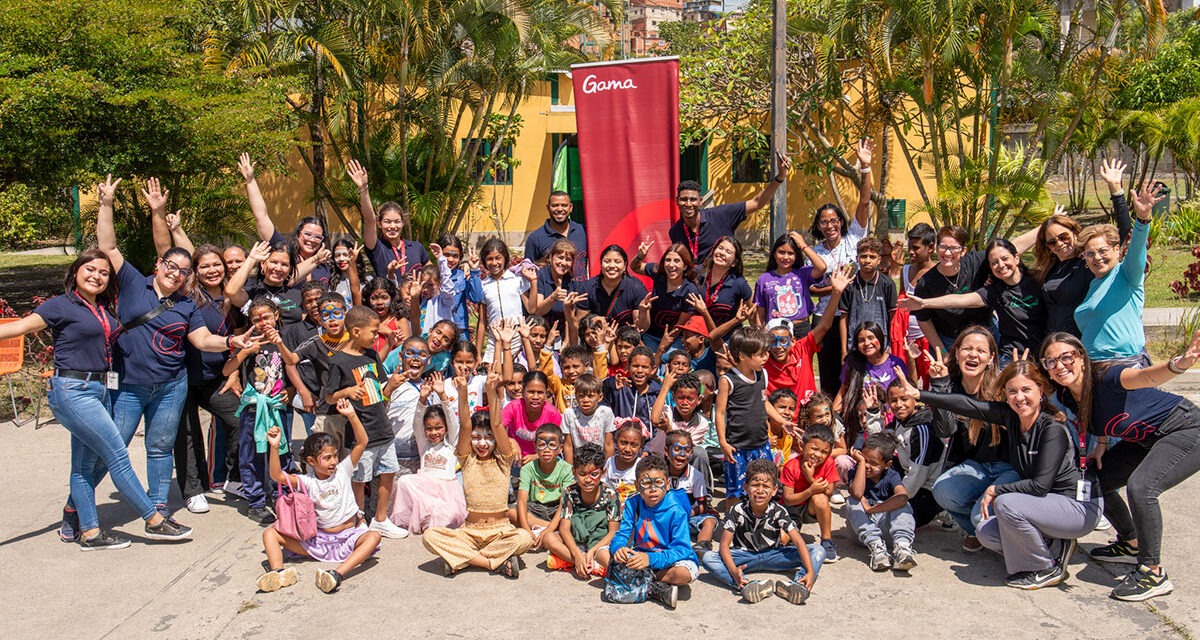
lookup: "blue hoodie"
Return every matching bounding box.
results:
[609,489,698,570]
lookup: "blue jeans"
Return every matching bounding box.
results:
[111,376,189,509]
[50,377,157,531]
[701,545,825,588]
[931,460,1021,535]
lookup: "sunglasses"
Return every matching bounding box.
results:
[1043,231,1073,248]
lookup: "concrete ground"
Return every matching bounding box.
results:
[5,380,1200,639]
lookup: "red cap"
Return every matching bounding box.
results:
[678,315,710,339]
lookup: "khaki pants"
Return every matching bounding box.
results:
[423,520,533,571]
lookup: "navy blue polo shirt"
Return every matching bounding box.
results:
[575,274,647,326]
[700,270,752,328]
[34,293,119,373]
[524,220,588,273]
[644,263,701,339]
[114,262,204,385]
[535,264,572,329]
[668,202,747,264]
[243,278,305,327]
[367,237,429,280]
[185,290,230,383]
[270,229,332,284]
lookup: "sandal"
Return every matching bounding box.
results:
[496,556,520,579]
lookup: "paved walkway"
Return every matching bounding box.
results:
[4,385,1200,639]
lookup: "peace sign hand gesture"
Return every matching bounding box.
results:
[636,239,653,261]
[892,365,921,400]
[97,174,122,207]
[925,347,949,379]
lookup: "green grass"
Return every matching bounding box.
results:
[1146,245,1200,308]
[0,252,75,269]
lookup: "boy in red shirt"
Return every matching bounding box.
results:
[764,267,850,402]
[780,425,840,563]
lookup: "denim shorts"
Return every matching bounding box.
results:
[672,559,700,582]
[353,442,400,482]
[688,514,717,535]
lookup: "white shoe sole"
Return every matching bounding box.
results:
[79,540,131,552]
[370,522,410,539]
[186,501,210,514]
[1113,580,1174,602]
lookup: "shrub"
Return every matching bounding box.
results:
[0,184,69,250]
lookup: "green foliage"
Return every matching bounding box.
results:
[1116,17,1200,109]
[0,0,295,266]
[0,184,69,250]
[1169,199,1200,246]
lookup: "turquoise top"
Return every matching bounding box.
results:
[1074,219,1148,360]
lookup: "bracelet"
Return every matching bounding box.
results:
[774,176,785,183]
[1168,356,1188,375]
[859,167,872,174]
[225,335,234,350]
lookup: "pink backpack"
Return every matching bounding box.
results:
[275,477,318,541]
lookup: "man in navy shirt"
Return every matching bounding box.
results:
[669,152,791,264]
[525,190,588,278]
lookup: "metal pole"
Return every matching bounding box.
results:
[768,0,788,242]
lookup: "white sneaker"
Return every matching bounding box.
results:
[1095,515,1112,531]
[829,492,846,507]
[186,495,210,514]
[370,518,410,539]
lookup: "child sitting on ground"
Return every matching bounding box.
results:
[780,425,840,563]
[389,373,467,534]
[543,443,621,579]
[608,454,699,610]
[603,423,645,502]
[515,424,574,548]
[663,430,718,554]
[320,305,410,540]
[423,375,533,578]
[561,373,615,461]
[847,432,917,573]
[701,458,822,605]
[884,378,948,528]
[258,400,382,594]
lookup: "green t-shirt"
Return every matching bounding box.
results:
[519,459,575,505]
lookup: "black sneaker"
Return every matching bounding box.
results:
[1055,538,1078,569]
[248,506,277,525]
[60,508,81,543]
[315,569,342,594]
[144,517,193,541]
[1004,565,1067,590]
[1090,540,1139,565]
[79,531,130,551]
[1111,565,1174,602]
[648,580,678,609]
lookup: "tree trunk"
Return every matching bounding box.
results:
[311,50,328,228]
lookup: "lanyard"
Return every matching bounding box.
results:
[1078,429,1089,471]
[705,272,725,307]
[390,239,408,277]
[684,223,700,262]
[603,278,623,317]
[78,295,113,367]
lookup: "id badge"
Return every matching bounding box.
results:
[1076,479,1091,502]
[105,371,120,391]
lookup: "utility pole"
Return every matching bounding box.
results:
[768,0,788,242]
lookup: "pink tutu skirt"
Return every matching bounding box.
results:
[390,471,467,534]
[295,524,379,563]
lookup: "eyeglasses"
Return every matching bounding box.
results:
[159,259,193,278]
[936,244,964,254]
[402,348,430,360]
[534,439,559,451]
[770,335,792,348]
[1043,231,1073,248]
[669,443,693,456]
[1040,350,1080,371]
[638,477,667,490]
[320,307,345,320]
[1082,246,1113,261]
[300,231,325,242]
[817,219,841,228]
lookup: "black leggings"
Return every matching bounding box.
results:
[174,379,241,499]
[814,314,842,397]
[1098,401,1200,566]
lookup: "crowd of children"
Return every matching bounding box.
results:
[30,152,1197,609]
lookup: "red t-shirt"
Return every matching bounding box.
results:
[765,334,819,404]
[780,455,839,499]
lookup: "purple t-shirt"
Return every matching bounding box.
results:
[753,267,815,322]
[840,354,908,389]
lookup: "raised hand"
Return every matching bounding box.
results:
[892,365,920,400]
[1131,180,1165,221]
[237,153,256,183]
[735,300,756,322]
[466,247,480,271]
[266,426,282,449]
[429,243,442,260]
[387,258,407,277]
[141,177,169,213]
[1099,158,1127,195]
[1012,347,1030,363]
[862,383,879,410]
[165,211,182,231]
[546,320,561,346]
[247,240,272,264]
[789,230,809,251]
[515,316,532,340]
[600,318,617,345]
[453,374,468,393]
[686,292,707,313]
[636,239,653,260]
[97,174,122,206]
[335,398,357,417]
[638,292,658,313]
[829,266,853,292]
[347,159,369,191]
[855,138,874,169]
[521,265,538,283]
[926,347,949,379]
[350,242,363,262]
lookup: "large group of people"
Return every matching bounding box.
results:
[5,146,1198,607]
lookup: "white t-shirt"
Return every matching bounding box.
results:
[809,218,867,316]
[480,270,528,361]
[295,457,359,530]
[412,402,461,481]
[443,375,488,415]
[386,381,422,459]
[562,405,615,448]
[669,464,709,501]
[602,456,638,502]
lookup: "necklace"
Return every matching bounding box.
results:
[939,265,960,292]
[860,271,879,304]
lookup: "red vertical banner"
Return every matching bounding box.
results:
[572,57,680,275]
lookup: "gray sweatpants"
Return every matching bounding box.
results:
[976,492,1102,574]
[845,500,915,549]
